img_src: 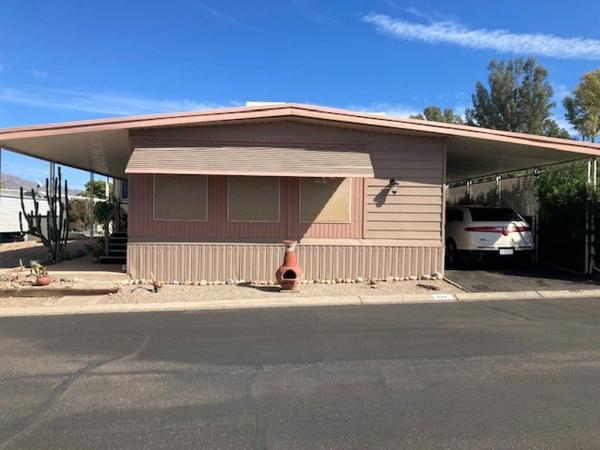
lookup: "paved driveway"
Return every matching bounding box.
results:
[2,299,600,449]
[446,264,600,292]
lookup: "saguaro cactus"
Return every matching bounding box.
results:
[19,166,70,263]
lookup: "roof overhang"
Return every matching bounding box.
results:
[0,102,599,181]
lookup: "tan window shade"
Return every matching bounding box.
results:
[228,176,280,222]
[300,177,351,223]
[154,175,208,221]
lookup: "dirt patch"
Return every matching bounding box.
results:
[0,240,90,269]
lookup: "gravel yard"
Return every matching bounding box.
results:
[0,278,461,308]
[100,278,461,304]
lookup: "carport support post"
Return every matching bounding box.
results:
[586,158,598,275]
[496,175,502,207]
[49,162,56,197]
[89,172,94,238]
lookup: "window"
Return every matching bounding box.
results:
[153,175,208,221]
[300,177,351,223]
[228,176,280,222]
[468,207,522,222]
[446,209,463,223]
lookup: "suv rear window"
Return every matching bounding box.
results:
[468,207,522,222]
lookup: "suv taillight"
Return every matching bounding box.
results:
[465,225,530,236]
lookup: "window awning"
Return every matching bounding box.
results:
[125,146,375,177]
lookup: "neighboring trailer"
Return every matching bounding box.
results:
[0,189,49,236]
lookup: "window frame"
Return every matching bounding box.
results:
[152,174,209,222]
[226,176,281,223]
[299,177,352,224]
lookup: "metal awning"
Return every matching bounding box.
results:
[124,146,375,177]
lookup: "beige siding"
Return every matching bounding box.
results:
[365,134,444,241]
[128,242,444,282]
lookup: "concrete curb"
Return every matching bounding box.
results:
[0,289,599,318]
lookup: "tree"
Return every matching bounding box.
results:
[465,58,569,137]
[410,106,464,124]
[82,179,112,199]
[563,69,600,142]
[68,198,91,231]
[542,119,571,139]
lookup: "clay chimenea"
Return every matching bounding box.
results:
[275,240,303,290]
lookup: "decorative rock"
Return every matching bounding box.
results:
[385,276,394,283]
[172,280,180,285]
[335,278,343,283]
[432,272,443,280]
[208,281,215,285]
[184,280,192,285]
[345,278,352,284]
[393,276,400,282]
[267,280,275,285]
[226,279,236,286]
[199,280,208,286]
[408,275,418,281]
[192,281,199,286]
[420,274,432,280]
[355,277,364,283]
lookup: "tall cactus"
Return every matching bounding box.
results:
[19,166,70,263]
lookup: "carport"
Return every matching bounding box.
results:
[0,103,599,282]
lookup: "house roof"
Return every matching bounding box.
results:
[0,102,598,181]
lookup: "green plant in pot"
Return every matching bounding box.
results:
[31,261,51,286]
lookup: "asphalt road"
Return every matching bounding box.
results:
[2,299,600,449]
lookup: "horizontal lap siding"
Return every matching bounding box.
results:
[366,137,444,242]
[128,243,444,281]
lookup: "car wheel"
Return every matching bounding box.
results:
[446,240,457,267]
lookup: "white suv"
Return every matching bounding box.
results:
[445,206,534,264]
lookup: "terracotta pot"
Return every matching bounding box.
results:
[35,275,52,286]
[275,240,303,290]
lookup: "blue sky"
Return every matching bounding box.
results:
[1,0,600,189]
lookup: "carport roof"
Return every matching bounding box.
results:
[0,102,598,181]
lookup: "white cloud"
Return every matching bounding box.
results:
[0,86,237,116]
[362,13,600,60]
[31,69,50,79]
[192,2,238,23]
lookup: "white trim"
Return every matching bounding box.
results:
[299,177,352,224]
[152,174,208,222]
[226,176,281,223]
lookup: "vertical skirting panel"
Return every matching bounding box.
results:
[128,242,444,282]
